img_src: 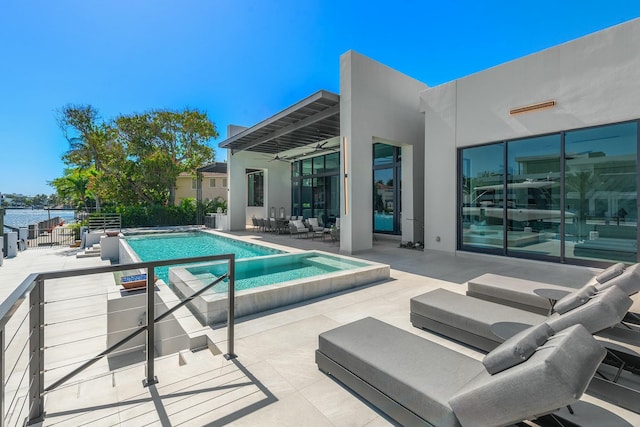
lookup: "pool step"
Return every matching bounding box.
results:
[304,256,359,271]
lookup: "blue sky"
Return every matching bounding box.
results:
[1,1,638,196]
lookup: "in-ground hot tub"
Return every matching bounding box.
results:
[170,250,390,324]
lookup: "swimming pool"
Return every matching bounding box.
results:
[119,230,390,324]
[123,231,284,281]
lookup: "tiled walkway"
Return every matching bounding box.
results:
[1,231,639,426]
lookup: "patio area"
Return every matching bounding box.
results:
[1,230,639,426]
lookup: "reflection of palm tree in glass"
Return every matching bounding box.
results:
[565,170,598,239]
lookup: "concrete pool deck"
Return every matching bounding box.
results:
[1,231,639,425]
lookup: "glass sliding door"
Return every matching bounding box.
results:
[564,122,638,263]
[373,143,401,234]
[460,143,505,252]
[506,135,561,258]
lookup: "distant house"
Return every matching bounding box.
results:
[174,162,228,206]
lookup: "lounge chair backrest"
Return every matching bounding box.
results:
[554,284,597,314]
[449,324,606,427]
[309,218,319,227]
[595,262,626,284]
[482,322,553,374]
[546,286,632,334]
[596,263,640,295]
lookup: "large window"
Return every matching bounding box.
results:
[460,143,504,251]
[565,122,637,263]
[247,170,264,207]
[291,152,340,225]
[458,121,638,265]
[506,134,562,258]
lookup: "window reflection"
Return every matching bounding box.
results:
[565,122,637,263]
[506,135,561,258]
[461,143,505,251]
[458,121,638,265]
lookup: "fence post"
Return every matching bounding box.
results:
[143,268,158,387]
[28,279,45,423]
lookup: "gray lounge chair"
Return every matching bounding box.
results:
[466,262,637,315]
[317,318,607,427]
[410,284,640,413]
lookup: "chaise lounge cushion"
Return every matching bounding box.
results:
[596,263,640,295]
[450,324,606,427]
[318,317,484,427]
[466,273,571,313]
[546,286,632,334]
[482,322,553,374]
[411,288,544,344]
[554,284,597,314]
[595,262,626,284]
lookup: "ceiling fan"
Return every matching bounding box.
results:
[311,140,337,153]
[269,153,290,162]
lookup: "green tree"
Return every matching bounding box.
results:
[49,167,98,209]
[115,109,217,205]
[57,104,117,210]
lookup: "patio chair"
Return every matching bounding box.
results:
[256,218,266,232]
[317,318,607,427]
[306,217,324,232]
[289,220,309,238]
[251,217,259,232]
[466,262,636,315]
[410,282,640,413]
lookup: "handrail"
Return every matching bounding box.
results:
[44,273,230,393]
[0,253,236,426]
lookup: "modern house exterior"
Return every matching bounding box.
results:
[220,18,640,267]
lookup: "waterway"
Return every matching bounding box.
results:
[2,209,76,232]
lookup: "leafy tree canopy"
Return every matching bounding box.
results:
[56,105,218,207]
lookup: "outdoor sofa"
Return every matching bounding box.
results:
[317,317,606,427]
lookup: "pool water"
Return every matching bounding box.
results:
[187,253,368,292]
[125,231,284,281]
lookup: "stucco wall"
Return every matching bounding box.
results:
[226,150,291,230]
[340,50,427,253]
[421,18,640,253]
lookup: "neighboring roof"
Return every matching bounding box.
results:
[218,90,340,155]
[197,161,228,173]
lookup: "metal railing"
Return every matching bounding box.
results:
[86,212,121,233]
[0,253,236,426]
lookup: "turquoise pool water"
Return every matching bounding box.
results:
[187,253,368,292]
[125,232,284,281]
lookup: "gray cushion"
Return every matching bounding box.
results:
[450,324,606,427]
[596,264,640,295]
[467,273,569,312]
[547,286,632,334]
[319,317,483,427]
[595,262,626,283]
[411,289,544,343]
[482,323,553,374]
[554,284,597,314]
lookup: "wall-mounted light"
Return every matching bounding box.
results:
[343,136,349,216]
[509,100,556,115]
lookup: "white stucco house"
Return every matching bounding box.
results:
[220,18,640,267]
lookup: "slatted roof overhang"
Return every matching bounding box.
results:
[219,90,340,155]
